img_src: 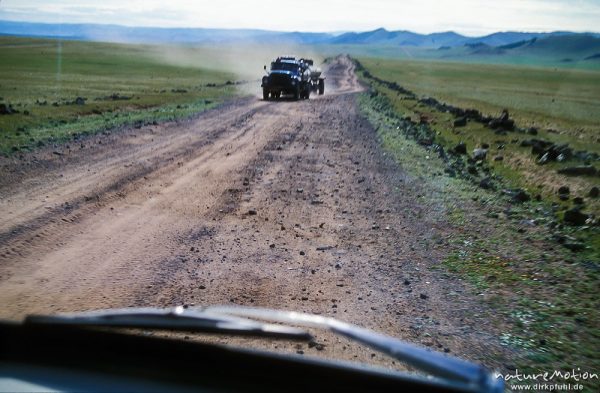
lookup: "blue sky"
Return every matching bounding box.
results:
[1,0,599,35]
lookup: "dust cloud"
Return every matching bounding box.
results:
[146,42,326,97]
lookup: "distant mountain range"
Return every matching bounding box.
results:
[430,34,600,63]
[331,28,545,47]
[0,20,334,44]
[0,21,600,56]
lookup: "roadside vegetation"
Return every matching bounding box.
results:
[354,56,599,392]
[357,57,600,224]
[0,36,241,155]
[357,58,600,149]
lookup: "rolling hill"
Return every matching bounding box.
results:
[330,29,473,47]
[459,34,600,61]
[1,20,600,67]
[1,20,598,49]
[515,34,600,57]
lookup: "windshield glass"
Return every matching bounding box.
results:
[271,62,299,72]
[0,1,598,392]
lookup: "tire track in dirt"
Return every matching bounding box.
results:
[0,100,264,249]
[0,100,302,316]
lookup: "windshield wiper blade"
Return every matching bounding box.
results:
[25,306,311,341]
[205,306,503,393]
[25,305,502,392]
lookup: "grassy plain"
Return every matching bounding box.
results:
[0,37,249,155]
[357,57,600,148]
[357,57,600,212]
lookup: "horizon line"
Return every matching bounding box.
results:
[1,19,599,38]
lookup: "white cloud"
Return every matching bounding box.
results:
[0,0,598,34]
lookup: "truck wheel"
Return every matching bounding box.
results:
[293,86,300,101]
[318,79,324,95]
[263,89,269,100]
[305,88,310,100]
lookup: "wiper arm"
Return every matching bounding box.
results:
[205,306,503,393]
[25,305,502,392]
[25,306,311,341]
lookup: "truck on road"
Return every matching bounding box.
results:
[261,56,325,101]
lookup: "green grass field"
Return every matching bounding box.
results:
[357,57,600,213]
[356,57,600,149]
[0,37,244,155]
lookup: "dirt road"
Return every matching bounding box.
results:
[0,56,510,370]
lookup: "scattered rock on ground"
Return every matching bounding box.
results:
[558,186,570,195]
[537,144,572,165]
[558,186,570,200]
[0,103,18,115]
[453,117,467,127]
[479,177,494,190]
[563,242,585,252]
[557,166,598,176]
[453,142,467,155]
[563,208,589,226]
[487,109,514,131]
[521,138,552,154]
[472,148,488,161]
[511,189,531,203]
[104,93,132,101]
[316,246,334,251]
